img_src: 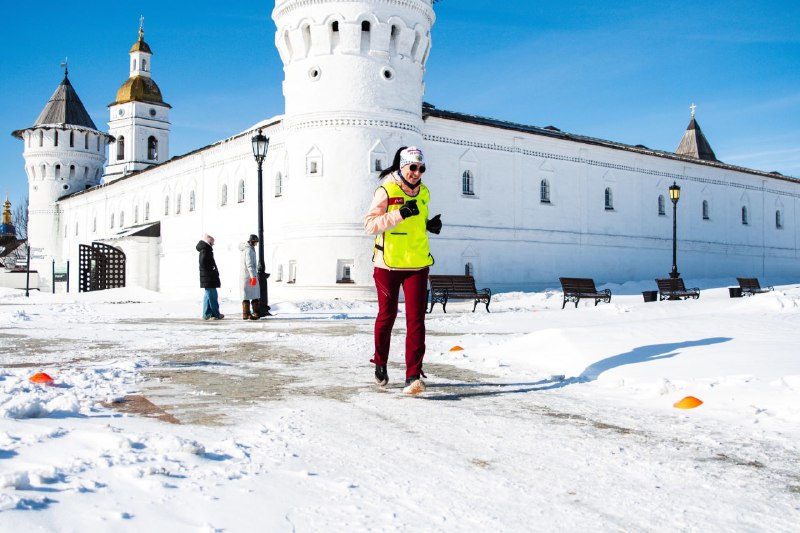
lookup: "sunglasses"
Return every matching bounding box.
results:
[408,164,427,173]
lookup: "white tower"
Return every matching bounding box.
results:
[270,0,436,291]
[12,65,110,279]
[105,20,171,181]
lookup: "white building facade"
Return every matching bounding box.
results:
[14,0,800,298]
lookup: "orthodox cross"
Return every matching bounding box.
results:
[690,103,696,118]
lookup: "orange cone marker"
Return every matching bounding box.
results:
[29,372,55,386]
[449,345,464,352]
[674,396,703,409]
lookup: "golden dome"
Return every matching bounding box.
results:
[113,75,167,105]
[130,36,152,54]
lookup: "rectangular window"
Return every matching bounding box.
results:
[287,261,297,284]
[337,259,354,283]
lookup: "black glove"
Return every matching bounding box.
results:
[399,199,419,219]
[426,214,442,234]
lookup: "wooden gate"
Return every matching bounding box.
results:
[78,242,126,292]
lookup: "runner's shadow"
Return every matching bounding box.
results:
[422,377,569,401]
[577,337,732,381]
[422,337,732,401]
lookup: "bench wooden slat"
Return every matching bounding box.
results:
[655,278,700,300]
[559,277,612,309]
[736,277,773,296]
[428,275,492,313]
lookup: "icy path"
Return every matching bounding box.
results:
[1,292,799,531]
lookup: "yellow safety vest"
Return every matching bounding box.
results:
[375,181,434,269]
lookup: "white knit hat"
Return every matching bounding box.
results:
[399,146,425,169]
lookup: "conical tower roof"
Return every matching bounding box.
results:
[675,106,717,161]
[33,73,97,129]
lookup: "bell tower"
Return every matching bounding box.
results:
[105,18,171,181]
[270,0,436,288]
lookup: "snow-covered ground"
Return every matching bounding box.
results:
[1,279,799,532]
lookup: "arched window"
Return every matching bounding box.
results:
[54,130,59,147]
[69,131,74,147]
[741,206,749,225]
[40,164,46,178]
[69,165,75,178]
[117,136,125,161]
[120,211,125,227]
[238,179,246,203]
[465,262,474,277]
[276,264,284,282]
[275,172,283,197]
[189,191,196,212]
[176,194,182,215]
[84,133,89,150]
[38,130,43,147]
[164,196,170,216]
[110,213,115,228]
[148,136,158,160]
[605,187,614,210]
[462,170,474,196]
[55,164,61,179]
[658,195,666,215]
[220,184,228,206]
[145,202,150,221]
[540,179,550,203]
[97,136,101,151]
[134,206,139,224]
[132,59,137,70]
[702,200,710,220]
[142,58,147,71]
[776,210,783,229]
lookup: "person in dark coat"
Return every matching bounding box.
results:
[197,233,224,320]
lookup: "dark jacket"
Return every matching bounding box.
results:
[197,240,221,288]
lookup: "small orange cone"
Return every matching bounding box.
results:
[449,345,464,352]
[29,372,55,386]
[674,396,703,409]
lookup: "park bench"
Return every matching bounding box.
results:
[737,277,773,296]
[558,277,612,309]
[427,275,491,313]
[655,278,700,300]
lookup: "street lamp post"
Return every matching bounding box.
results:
[251,129,272,316]
[668,181,681,279]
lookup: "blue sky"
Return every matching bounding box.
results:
[2,0,799,214]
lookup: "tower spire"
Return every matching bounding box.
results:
[676,104,717,162]
[60,57,68,78]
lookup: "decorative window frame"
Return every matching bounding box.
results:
[237,179,246,203]
[305,146,323,177]
[459,149,479,198]
[369,140,388,176]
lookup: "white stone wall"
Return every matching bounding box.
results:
[420,115,800,289]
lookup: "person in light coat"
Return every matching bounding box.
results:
[239,234,261,320]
